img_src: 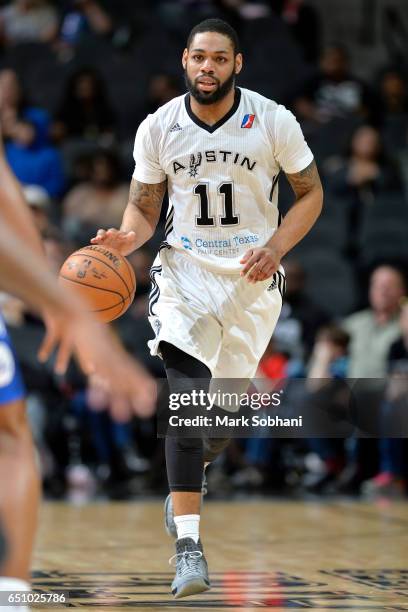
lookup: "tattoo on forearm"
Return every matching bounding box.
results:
[286,160,321,199]
[128,179,167,218]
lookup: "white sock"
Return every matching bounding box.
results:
[174,514,200,543]
[0,577,31,591]
[0,577,31,612]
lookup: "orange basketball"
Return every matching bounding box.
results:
[59,245,136,323]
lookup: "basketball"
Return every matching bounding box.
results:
[59,245,136,323]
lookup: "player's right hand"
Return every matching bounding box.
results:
[90,228,138,256]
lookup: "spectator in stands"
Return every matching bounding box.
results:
[22,184,51,235]
[302,325,350,492]
[361,300,408,497]
[325,125,403,255]
[378,69,408,153]
[57,0,113,61]
[268,0,321,62]
[380,69,408,117]
[0,68,25,121]
[66,376,150,501]
[143,73,183,116]
[258,338,289,379]
[0,0,58,47]
[335,264,406,493]
[52,67,115,145]
[62,149,127,243]
[292,44,376,127]
[326,125,402,195]
[344,264,406,378]
[308,325,350,382]
[0,67,49,144]
[4,106,65,198]
[0,68,65,197]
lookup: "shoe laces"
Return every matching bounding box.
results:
[169,548,203,575]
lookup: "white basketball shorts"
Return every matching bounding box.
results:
[148,247,284,379]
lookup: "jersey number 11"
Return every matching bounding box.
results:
[194,182,239,227]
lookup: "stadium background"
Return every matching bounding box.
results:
[1,0,408,501]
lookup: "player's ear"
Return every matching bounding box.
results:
[182,48,188,70]
[235,53,243,75]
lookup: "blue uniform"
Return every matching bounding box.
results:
[0,314,25,405]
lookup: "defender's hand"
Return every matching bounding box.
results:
[37,309,75,375]
[38,308,156,421]
[90,228,137,256]
[240,247,281,284]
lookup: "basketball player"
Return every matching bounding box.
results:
[92,18,323,598]
[0,136,155,611]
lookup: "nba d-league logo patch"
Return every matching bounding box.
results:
[241,114,255,128]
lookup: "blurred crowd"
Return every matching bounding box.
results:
[0,0,407,500]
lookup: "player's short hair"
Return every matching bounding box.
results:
[187,19,240,56]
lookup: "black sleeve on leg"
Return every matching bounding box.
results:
[161,341,211,493]
[166,436,204,492]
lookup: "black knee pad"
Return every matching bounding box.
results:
[161,342,212,492]
[203,437,231,462]
[166,436,204,492]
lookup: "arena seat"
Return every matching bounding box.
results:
[358,193,408,265]
[298,249,357,316]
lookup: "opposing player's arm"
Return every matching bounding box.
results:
[267,159,323,257]
[0,137,44,258]
[0,219,156,419]
[91,178,167,256]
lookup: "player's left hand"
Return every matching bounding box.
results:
[240,247,281,284]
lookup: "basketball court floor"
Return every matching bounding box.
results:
[31,499,408,610]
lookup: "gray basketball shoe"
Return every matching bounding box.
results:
[164,474,207,538]
[170,537,210,598]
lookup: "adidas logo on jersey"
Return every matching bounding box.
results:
[169,123,182,132]
[267,278,277,291]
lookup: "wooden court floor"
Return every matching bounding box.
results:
[31,499,408,611]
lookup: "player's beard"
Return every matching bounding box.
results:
[184,68,235,105]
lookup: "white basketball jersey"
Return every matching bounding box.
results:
[133,87,313,273]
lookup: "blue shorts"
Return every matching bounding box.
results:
[0,315,25,406]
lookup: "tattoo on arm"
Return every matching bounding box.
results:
[128,178,167,224]
[285,160,322,199]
